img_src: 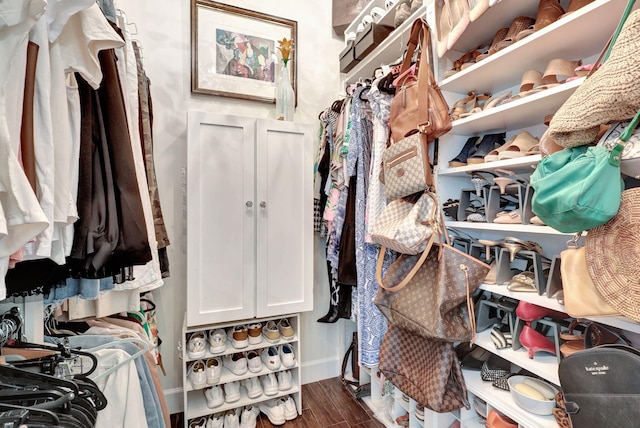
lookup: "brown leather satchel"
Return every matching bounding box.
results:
[389,19,451,144]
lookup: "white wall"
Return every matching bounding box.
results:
[121,0,348,413]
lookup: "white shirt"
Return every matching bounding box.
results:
[0,0,49,298]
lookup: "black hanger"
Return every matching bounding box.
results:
[4,340,98,377]
[140,297,156,313]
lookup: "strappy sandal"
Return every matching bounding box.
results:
[507,270,537,292]
[468,170,497,196]
[482,90,512,111]
[450,92,476,120]
[465,200,486,222]
[459,93,492,118]
[444,50,482,79]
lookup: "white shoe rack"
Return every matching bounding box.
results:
[181,313,301,427]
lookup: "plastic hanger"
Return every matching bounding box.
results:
[86,337,149,382]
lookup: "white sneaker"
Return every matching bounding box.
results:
[205,357,222,384]
[223,409,240,428]
[279,343,296,368]
[224,380,241,403]
[258,399,286,426]
[223,352,248,375]
[260,346,281,371]
[203,385,224,408]
[187,360,207,389]
[227,325,249,349]
[208,329,227,354]
[277,370,292,391]
[282,396,298,420]
[248,323,263,345]
[241,376,263,399]
[263,320,281,343]
[278,318,295,340]
[260,372,279,396]
[187,331,207,359]
[207,414,224,428]
[239,405,260,428]
[245,350,263,373]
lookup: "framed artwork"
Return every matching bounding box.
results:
[191,0,297,103]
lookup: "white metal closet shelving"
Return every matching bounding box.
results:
[341,0,640,427]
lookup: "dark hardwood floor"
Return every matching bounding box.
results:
[173,377,385,428]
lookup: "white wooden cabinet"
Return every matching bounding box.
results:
[186,112,314,327]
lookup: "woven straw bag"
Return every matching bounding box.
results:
[549,5,640,148]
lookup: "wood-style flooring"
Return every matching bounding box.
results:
[172,377,386,428]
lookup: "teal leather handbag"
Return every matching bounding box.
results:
[530,144,624,233]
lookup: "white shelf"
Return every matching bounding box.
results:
[440,0,635,95]
[463,370,558,428]
[474,328,560,386]
[187,384,300,419]
[343,0,384,37]
[447,78,583,135]
[443,221,568,235]
[183,335,298,363]
[343,5,427,83]
[438,155,540,176]
[482,283,640,335]
[185,363,298,392]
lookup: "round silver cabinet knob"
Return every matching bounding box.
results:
[246,201,253,208]
[260,201,267,208]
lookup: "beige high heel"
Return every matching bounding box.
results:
[493,168,529,194]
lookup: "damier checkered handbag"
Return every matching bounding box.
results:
[379,325,469,412]
[371,192,437,255]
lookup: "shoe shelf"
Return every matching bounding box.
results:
[462,369,557,428]
[446,78,582,135]
[481,283,640,336]
[343,5,427,83]
[438,155,540,177]
[440,0,634,95]
[443,221,567,236]
[184,362,299,393]
[181,313,302,427]
[474,328,560,386]
[183,335,299,364]
[187,384,300,420]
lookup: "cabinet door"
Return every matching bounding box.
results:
[255,120,314,317]
[187,112,256,326]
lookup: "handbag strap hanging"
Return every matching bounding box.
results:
[586,0,637,79]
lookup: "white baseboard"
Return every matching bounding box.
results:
[164,387,184,415]
[163,356,341,415]
[300,356,341,384]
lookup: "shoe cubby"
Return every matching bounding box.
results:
[484,183,530,224]
[181,313,301,427]
[495,249,547,295]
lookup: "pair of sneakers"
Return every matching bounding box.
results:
[223,350,263,375]
[188,357,223,389]
[260,344,296,371]
[206,407,258,428]
[258,395,298,425]
[263,319,295,343]
[203,381,241,408]
[258,371,292,396]
[224,323,264,349]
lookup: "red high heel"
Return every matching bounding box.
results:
[516,301,568,322]
[519,324,557,359]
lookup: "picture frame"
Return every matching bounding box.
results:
[191,0,297,103]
